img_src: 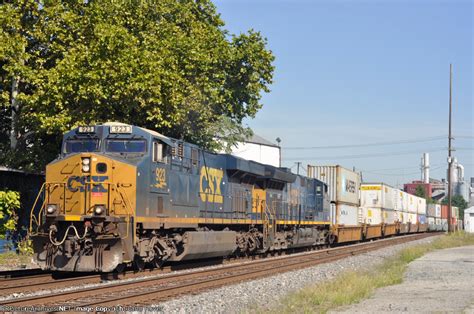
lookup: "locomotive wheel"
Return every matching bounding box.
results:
[152,257,163,269]
[114,263,126,273]
[328,234,336,247]
[133,256,146,271]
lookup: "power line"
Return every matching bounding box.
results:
[283,136,445,150]
[283,134,473,150]
[361,165,445,177]
[284,148,447,161]
[361,163,444,173]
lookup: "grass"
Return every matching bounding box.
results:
[0,250,33,267]
[263,232,474,314]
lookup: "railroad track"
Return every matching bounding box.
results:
[0,233,438,309]
[0,268,47,279]
[0,258,224,297]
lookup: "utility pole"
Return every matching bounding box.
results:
[296,162,301,175]
[447,64,453,233]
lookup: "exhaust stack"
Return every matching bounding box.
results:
[422,153,430,184]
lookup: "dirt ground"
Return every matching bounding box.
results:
[333,245,474,313]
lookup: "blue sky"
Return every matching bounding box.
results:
[215,0,473,188]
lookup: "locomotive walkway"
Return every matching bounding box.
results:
[333,245,474,313]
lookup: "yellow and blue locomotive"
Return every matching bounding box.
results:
[30,122,330,272]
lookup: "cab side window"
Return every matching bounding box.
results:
[152,141,166,163]
[191,148,198,166]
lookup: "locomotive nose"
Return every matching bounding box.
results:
[31,151,137,272]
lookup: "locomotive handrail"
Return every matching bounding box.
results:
[29,181,71,234]
[115,184,134,240]
[29,182,46,234]
[29,180,134,241]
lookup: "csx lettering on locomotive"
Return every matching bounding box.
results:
[67,175,109,192]
[199,166,223,203]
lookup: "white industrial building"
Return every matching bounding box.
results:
[228,134,281,168]
[464,206,474,233]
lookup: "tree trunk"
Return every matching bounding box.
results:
[10,75,19,150]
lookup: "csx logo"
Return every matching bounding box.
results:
[199,166,223,203]
[67,176,108,192]
[345,179,356,193]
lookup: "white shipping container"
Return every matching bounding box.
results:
[336,203,360,226]
[435,204,441,218]
[394,210,404,223]
[417,197,426,215]
[382,209,396,224]
[394,190,404,211]
[361,207,382,225]
[428,217,436,230]
[360,183,395,210]
[403,212,409,223]
[408,213,418,223]
[402,191,409,212]
[407,194,417,213]
[307,165,360,205]
[427,204,436,217]
[441,218,448,231]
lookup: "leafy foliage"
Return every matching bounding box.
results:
[414,185,426,198]
[413,185,436,204]
[0,0,274,171]
[0,190,20,240]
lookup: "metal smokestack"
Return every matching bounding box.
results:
[423,153,430,184]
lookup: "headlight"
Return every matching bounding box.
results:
[82,158,91,172]
[94,205,105,215]
[46,204,57,214]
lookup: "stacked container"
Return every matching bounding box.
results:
[417,197,427,224]
[393,190,409,224]
[406,193,418,224]
[441,205,449,231]
[360,183,396,225]
[427,204,441,231]
[307,165,361,225]
[402,192,409,225]
[440,205,460,231]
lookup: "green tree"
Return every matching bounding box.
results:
[0,190,19,240]
[442,195,468,220]
[0,0,274,172]
[414,185,426,198]
[414,184,436,204]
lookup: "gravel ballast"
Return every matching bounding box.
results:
[154,236,441,313]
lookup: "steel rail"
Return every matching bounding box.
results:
[0,233,438,308]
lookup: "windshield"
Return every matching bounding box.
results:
[106,139,147,153]
[65,139,99,153]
